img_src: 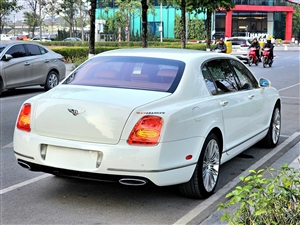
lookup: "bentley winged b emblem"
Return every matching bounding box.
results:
[67,108,86,116]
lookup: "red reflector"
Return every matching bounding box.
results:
[186,155,193,160]
[128,116,163,145]
[17,103,31,132]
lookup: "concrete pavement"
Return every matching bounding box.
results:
[200,134,300,225]
[63,51,300,224]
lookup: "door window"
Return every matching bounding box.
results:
[5,45,26,58]
[26,44,48,56]
[202,65,217,95]
[230,59,258,90]
[205,59,239,94]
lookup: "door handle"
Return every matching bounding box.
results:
[220,101,228,107]
[44,59,50,63]
[248,94,255,99]
[24,62,30,66]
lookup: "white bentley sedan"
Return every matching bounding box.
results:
[13,48,281,199]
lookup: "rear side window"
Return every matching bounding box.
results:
[228,38,252,46]
[26,44,48,56]
[63,56,185,93]
[204,59,239,94]
[230,59,258,90]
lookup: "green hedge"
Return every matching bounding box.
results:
[49,42,214,62]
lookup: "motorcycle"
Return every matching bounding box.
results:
[248,47,259,67]
[262,47,273,68]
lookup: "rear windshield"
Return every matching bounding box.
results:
[63,56,185,93]
[228,39,253,46]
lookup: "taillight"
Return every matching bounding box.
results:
[127,116,163,145]
[17,104,31,132]
[58,56,65,62]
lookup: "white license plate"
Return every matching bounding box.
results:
[45,145,101,171]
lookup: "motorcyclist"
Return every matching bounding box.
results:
[262,38,274,60]
[249,38,261,62]
[213,38,227,53]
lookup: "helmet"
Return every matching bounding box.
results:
[267,39,271,43]
[219,38,224,42]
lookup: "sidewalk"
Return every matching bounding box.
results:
[200,138,300,225]
[65,63,75,75]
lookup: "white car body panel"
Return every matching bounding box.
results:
[13,48,280,188]
[33,85,170,144]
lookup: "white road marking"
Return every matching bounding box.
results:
[280,96,300,99]
[0,174,52,195]
[278,83,300,92]
[3,142,13,148]
[173,132,300,225]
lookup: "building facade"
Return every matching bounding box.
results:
[96,0,295,40]
[216,0,295,40]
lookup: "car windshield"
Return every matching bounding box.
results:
[228,39,253,46]
[63,56,185,93]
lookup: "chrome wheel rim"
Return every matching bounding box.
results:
[202,139,220,192]
[48,73,58,89]
[272,108,281,144]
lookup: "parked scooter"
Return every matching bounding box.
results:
[262,47,273,68]
[248,47,259,66]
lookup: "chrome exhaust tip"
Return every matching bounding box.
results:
[18,161,31,170]
[119,178,147,186]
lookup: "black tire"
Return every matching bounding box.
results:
[179,133,221,199]
[263,59,267,68]
[44,71,59,91]
[260,106,281,148]
[255,57,258,66]
[248,58,253,66]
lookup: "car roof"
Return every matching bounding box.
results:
[227,37,253,40]
[0,40,51,51]
[97,48,237,63]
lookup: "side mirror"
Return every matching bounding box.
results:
[2,54,13,61]
[259,78,271,87]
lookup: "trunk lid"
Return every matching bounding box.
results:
[33,85,170,144]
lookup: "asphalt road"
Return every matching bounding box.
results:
[1,51,299,224]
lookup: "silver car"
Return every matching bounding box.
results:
[227,37,254,61]
[0,41,66,95]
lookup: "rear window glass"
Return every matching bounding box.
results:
[63,56,185,93]
[228,39,253,46]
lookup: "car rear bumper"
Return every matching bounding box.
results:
[14,130,203,186]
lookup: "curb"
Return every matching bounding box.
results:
[171,132,300,225]
[197,132,300,225]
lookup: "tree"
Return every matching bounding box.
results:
[0,0,22,33]
[89,0,96,57]
[23,0,39,38]
[194,0,234,50]
[292,5,300,39]
[141,0,148,47]
[38,0,47,40]
[168,0,234,49]
[167,0,195,49]
[77,0,90,41]
[58,0,78,37]
[114,0,141,41]
[174,14,205,40]
[45,0,60,35]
